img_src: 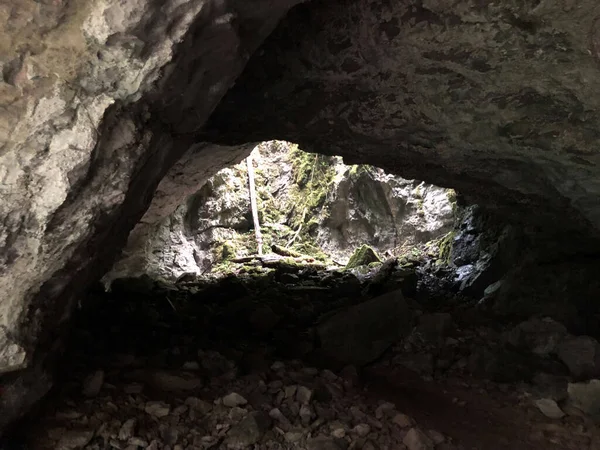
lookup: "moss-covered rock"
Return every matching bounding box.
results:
[346,245,381,269]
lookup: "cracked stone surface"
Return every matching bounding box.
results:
[0,0,299,431]
[204,0,600,237]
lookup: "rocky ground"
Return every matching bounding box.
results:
[4,259,600,450]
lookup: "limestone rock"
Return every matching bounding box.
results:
[556,335,600,378]
[403,428,435,450]
[224,411,271,449]
[55,430,94,450]
[567,380,600,415]
[317,290,411,366]
[222,392,248,408]
[534,398,565,419]
[345,245,381,270]
[81,370,104,398]
[505,318,568,356]
[145,401,171,418]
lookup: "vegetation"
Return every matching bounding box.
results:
[345,244,382,269]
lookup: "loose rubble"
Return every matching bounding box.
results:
[10,260,600,450]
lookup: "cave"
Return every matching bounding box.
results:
[2,0,600,449]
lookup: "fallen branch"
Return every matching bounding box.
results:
[271,244,303,258]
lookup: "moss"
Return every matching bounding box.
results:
[221,240,236,260]
[285,148,338,259]
[446,189,457,203]
[437,231,455,265]
[346,244,382,269]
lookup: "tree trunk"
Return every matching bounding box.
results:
[246,153,263,255]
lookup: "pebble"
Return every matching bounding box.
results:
[403,427,435,450]
[296,386,313,405]
[534,398,565,419]
[352,423,371,437]
[145,401,171,418]
[118,419,136,440]
[55,430,94,450]
[82,370,104,397]
[284,430,304,442]
[222,392,248,407]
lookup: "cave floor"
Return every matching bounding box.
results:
[10,264,599,450]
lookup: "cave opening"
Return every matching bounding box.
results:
[8,140,600,450]
[3,0,600,448]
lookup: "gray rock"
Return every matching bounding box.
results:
[317,290,411,366]
[118,419,137,441]
[224,411,271,449]
[296,386,313,405]
[222,392,248,408]
[284,430,304,443]
[146,371,203,392]
[556,335,600,378]
[306,436,346,450]
[56,430,94,450]
[534,398,565,419]
[505,317,567,356]
[403,427,435,450]
[567,380,600,415]
[82,370,104,397]
[531,373,569,402]
[145,401,171,418]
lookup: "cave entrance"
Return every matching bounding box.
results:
[105,140,458,284]
[9,143,590,450]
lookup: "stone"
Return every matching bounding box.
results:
[352,424,371,437]
[284,430,304,443]
[317,290,411,366]
[300,404,314,425]
[82,370,104,397]
[306,436,346,450]
[403,428,435,450]
[222,392,248,408]
[427,430,445,445]
[392,413,414,428]
[534,399,565,419]
[567,380,600,415]
[185,397,213,415]
[556,335,600,378]
[345,245,381,269]
[146,371,203,392]
[145,401,171,418]
[505,317,567,356]
[55,430,94,450]
[296,386,313,405]
[375,402,395,419]
[224,411,271,449]
[119,419,137,441]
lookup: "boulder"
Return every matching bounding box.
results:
[505,318,568,356]
[567,380,600,415]
[317,290,412,366]
[345,245,382,270]
[556,335,600,379]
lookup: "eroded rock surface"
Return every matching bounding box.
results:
[0,0,299,431]
[205,0,600,237]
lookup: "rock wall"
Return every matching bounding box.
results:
[0,0,299,431]
[107,141,455,281]
[204,0,600,239]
